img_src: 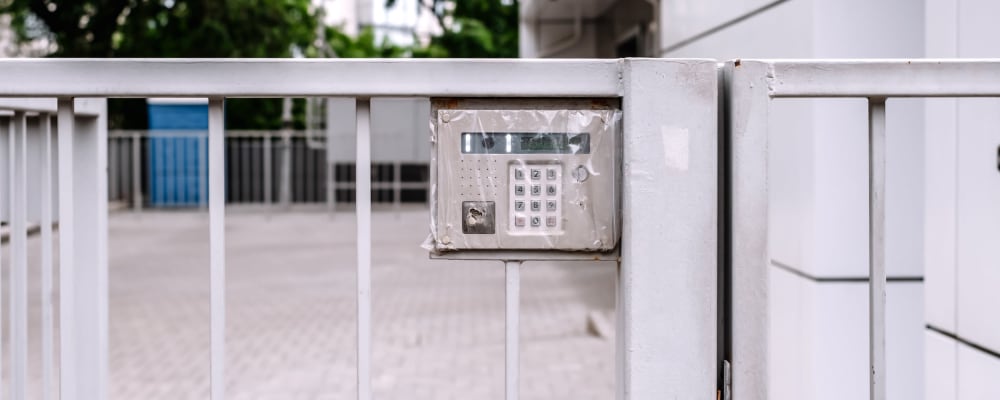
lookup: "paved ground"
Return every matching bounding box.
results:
[6,207,616,399]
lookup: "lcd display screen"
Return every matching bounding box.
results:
[461,132,590,154]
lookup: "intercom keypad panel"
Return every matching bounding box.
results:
[508,163,563,233]
[430,105,621,253]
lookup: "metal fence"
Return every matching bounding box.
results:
[107,130,430,209]
[5,58,980,400]
[0,58,720,400]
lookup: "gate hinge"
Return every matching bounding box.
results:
[722,360,732,400]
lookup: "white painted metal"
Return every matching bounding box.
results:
[200,134,208,209]
[39,114,55,400]
[0,58,730,400]
[868,99,887,400]
[505,260,521,400]
[57,98,79,400]
[326,162,335,216]
[724,60,771,400]
[109,134,119,204]
[0,116,5,400]
[766,60,1000,97]
[355,99,372,400]
[0,98,104,116]
[209,98,227,400]
[725,59,1000,400]
[280,130,292,208]
[74,102,110,399]
[10,111,28,400]
[264,133,273,211]
[393,162,401,218]
[618,59,718,399]
[0,59,621,98]
[132,133,142,211]
[1,118,6,222]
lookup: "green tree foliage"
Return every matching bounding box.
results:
[2,0,317,129]
[388,0,518,58]
[1,0,519,127]
[322,26,407,58]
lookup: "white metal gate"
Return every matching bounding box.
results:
[725,59,1000,400]
[0,59,719,400]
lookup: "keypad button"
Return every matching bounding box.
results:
[514,201,525,211]
[530,169,541,180]
[514,169,525,180]
[530,200,541,211]
[530,185,541,196]
[546,200,556,211]
[514,184,525,196]
[530,216,541,227]
[514,216,526,227]
[546,185,557,196]
[546,216,557,227]
[546,168,557,180]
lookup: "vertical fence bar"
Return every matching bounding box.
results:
[393,162,401,218]
[73,100,109,399]
[9,111,28,400]
[0,116,6,400]
[356,98,372,400]
[252,137,261,203]
[209,98,227,400]
[326,162,335,216]
[295,138,305,203]
[0,117,5,399]
[325,98,337,217]
[132,133,143,211]
[40,114,55,400]
[618,59,719,399]
[108,137,119,201]
[505,260,521,400]
[304,138,314,202]
[280,98,293,209]
[57,98,78,400]
[264,134,273,213]
[868,98,887,400]
[241,137,250,204]
[200,133,208,209]
[725,61,771,400]
[280,131,291,208]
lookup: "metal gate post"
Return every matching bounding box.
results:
[618,59,718,399]
[58,98,110,399]
[724,60,772,400]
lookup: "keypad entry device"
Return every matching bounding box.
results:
[431,107,621,252]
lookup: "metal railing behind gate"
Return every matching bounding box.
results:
[107,130,431,209]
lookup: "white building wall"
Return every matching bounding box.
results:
[924,0,1000,398]
[320,0,438,47]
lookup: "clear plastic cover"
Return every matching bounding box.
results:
[426,101,622,254]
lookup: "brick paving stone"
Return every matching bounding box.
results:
[1,207,615,399]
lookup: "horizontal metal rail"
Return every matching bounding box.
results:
[0,59,625,98]
[754,59,1000,97]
